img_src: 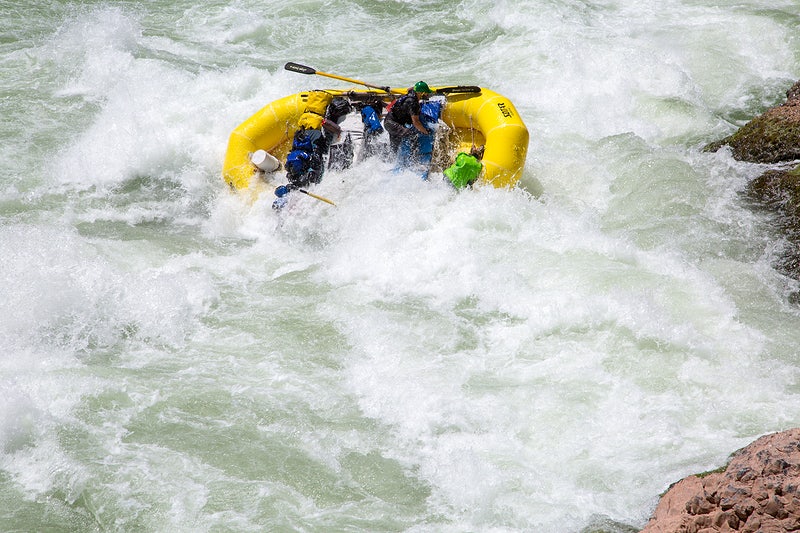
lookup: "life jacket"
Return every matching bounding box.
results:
[386,92,419,125]
[444,152,483,188]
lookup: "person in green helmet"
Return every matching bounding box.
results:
[413,81,431,94]
[444,145,485,188]
[383,81,433,155]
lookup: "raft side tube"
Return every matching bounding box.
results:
[222,93,306,189]
[442,88,529,188]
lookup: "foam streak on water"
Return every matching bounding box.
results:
[2,1,800,531]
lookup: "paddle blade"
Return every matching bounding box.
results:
[436,86,482,94]
[285,62,316,75]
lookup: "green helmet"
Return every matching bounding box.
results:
[413,81,432,94]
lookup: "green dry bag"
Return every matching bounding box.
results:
[444,152,482,188]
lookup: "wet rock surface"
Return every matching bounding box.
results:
[706,80,800,164]
[641,429,800,533]
[706,80,800,283]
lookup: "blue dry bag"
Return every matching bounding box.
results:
[285,150,311,177]
[291,130,315,152]
[360,106,384,134]
[417,101,442,157]
[419,101,442,130]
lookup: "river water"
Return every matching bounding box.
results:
[2,1,800,531]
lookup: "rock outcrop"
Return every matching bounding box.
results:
[748,167,800,279]
[705,80,800,164]
[706,80,800,284]
[641,428,800,533]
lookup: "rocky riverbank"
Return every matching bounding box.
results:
[640,91,800,528]
[641,428,800,532]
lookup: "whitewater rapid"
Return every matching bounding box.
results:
[2,1,800,531]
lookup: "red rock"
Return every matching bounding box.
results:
[642,429,800,532]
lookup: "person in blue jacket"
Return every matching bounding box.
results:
[273,128,328,209]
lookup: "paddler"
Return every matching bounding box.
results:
[383,81,434,157]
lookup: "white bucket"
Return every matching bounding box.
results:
[250,150,280,172]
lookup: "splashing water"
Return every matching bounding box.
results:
[2,1,800,531]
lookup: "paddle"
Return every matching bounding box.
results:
[284,62,481,96]
[435,86,482,94]
[285,62,403,94]
[299,188,336,206]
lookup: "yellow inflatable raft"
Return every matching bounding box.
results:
[222,87,528,192]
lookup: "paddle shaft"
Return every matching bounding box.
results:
[299,188,336,206]
[284,63,482,96]
[285,62,403,94]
